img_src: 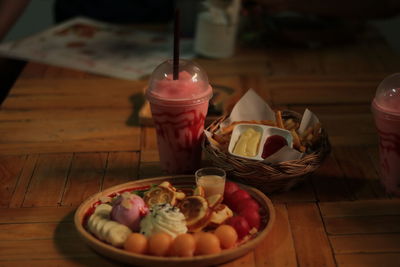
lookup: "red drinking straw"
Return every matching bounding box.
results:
[173,9,180,80]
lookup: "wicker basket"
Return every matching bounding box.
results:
[204,110,331,193]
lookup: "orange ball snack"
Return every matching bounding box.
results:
[148,232,172,257]
[172,233,196,257]
[124,233,147,254]
[214,225,238,249]
[195,232,221,255]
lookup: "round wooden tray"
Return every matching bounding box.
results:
[74,175,275,267]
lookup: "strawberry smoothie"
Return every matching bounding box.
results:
[371,73,400,196]
[146,60,212,174]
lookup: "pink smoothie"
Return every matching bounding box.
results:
[371,93,400,196]
[147,68,212,174]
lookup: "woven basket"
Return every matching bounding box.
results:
[204,110,331,193]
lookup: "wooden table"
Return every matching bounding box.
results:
[1,30,400,266]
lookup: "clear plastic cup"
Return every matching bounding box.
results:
[195,167,226,197]
[371,73,400,196]
[146,59,213,174]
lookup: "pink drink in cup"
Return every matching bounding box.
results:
[371,73,400,196]
[146,59,212,174]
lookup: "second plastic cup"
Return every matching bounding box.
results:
[371,73,400,196]
[195,167,226,198]
[146,59,213,174]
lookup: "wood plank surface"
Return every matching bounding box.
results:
[287,203,336,267]
[270,48,322,75]
[0,155,26,207]
[239,75,272,105]
[0,222,77,241]
[102,151,140,189]
[140,127,158,152]
[319,199,400,217]
[316,115,376,147]
[139,153,164,178]
[268,80,377,105]
[221,252,255,267]
[320,42,385,74]
[270,179,316,203]
[311,154,353,202]
[253,204,297,267]
[324,215,400,235]
[197,48,271,76]
[0,78,143,155]
[0,257,120,267]
[330,234,400,254]
[289,103,373,115]
[0,121,141,155]
[0,207,75,223]
[61,152,107,206]
[333,147,386,200]
[0,109,142,154]
[366,146,381,181]
[0,108,135,121]
[0,239,95,261]
[139,127,164,178]
[9,154,39,208]
[335,253,400,267]
[22,153,72,207]
[2,79,145,110]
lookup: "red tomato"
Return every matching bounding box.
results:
[239,208,261,230]
[223,181,240,207]
[229,189,251,211]
[236,198,260,214]
[224,181,239,198]
[227,216,251,239]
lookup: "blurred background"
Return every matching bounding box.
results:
[3,0,400,54]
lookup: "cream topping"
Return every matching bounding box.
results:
[139,203,187,238]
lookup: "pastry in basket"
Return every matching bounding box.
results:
[143,181,185,207]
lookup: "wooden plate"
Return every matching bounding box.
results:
[74,175,275,267]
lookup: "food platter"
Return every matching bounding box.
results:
[74,175,275,267]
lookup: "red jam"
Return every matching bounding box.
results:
[261,135,288,159]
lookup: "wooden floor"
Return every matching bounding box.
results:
[1,29,400,266]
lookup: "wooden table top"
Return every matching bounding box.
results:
[1,30,400,266]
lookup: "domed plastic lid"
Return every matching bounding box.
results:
[374,73,400,115]
[146,59,212,106]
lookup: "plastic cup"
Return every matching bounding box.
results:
[195,167,226,197]
[194,0,241,59]
[371,73,400,196]
[145,59,213,174]
[194,12,238,58]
